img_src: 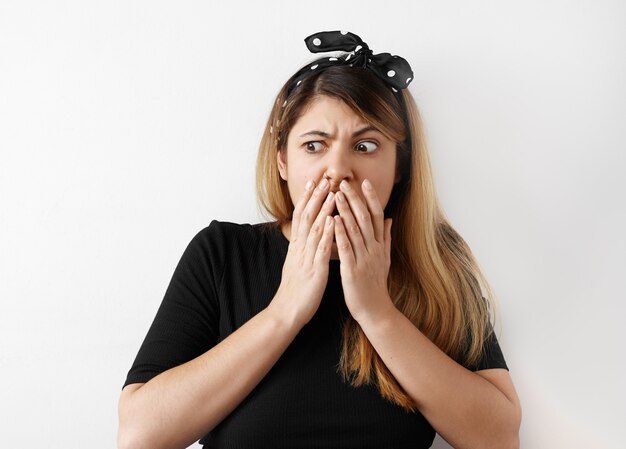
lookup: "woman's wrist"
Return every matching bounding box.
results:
[265,294,306,335]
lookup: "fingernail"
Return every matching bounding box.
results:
[340,180,350,190]
[363,179,372,191]
[305,180,313,190]
[319,178,329,190]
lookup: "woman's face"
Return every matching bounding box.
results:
[277,95,401,252]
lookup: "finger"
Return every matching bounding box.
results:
[340,181,375,245]
[291,179,316,242]
[360,179,385,243]
[335,190,366,261]
[313,215,335,266]
[296,178,328,247]
[304,190,336,266]
[333,215,355,265]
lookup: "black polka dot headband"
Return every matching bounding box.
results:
[284,30,415,102]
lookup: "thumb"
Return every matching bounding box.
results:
[386,218,392,238]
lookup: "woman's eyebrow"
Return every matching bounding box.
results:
[299,125,378,139]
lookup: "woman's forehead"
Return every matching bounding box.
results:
[292,97,371,132]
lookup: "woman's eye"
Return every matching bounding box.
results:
[304,141,324,152]
[356,141,378,153]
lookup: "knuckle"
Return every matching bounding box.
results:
[291,242,304,255]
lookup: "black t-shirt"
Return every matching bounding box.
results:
[123,220,508,448]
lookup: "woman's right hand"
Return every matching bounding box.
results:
[119,185,336,447]
[270,178,336,328]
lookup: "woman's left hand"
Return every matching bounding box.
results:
[333,179,394,323]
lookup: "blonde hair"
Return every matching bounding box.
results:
[255,64,500,412]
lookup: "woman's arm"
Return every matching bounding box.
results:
[118,183,334,449]
[356,299,522,449]
[117,297,303,449]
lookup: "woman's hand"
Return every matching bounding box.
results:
[332,179,395,323]
[270,178,337,328]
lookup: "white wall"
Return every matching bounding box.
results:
[1,1,624,447]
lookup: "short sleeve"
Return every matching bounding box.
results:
[122,221,223,389]
[465,325,509,372]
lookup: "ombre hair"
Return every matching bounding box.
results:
[255,64,500,413]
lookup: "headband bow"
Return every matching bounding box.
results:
[285,30,414,100]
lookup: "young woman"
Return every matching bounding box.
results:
[118,30,521,449]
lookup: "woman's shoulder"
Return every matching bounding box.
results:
[190,219,281,250]
[188,220,285,276]
[195,219,278,237]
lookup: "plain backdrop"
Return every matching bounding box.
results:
[1,1,624,448]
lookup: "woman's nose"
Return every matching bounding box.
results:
[323,148,353,189]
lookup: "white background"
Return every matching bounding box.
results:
[1,1,624,447]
